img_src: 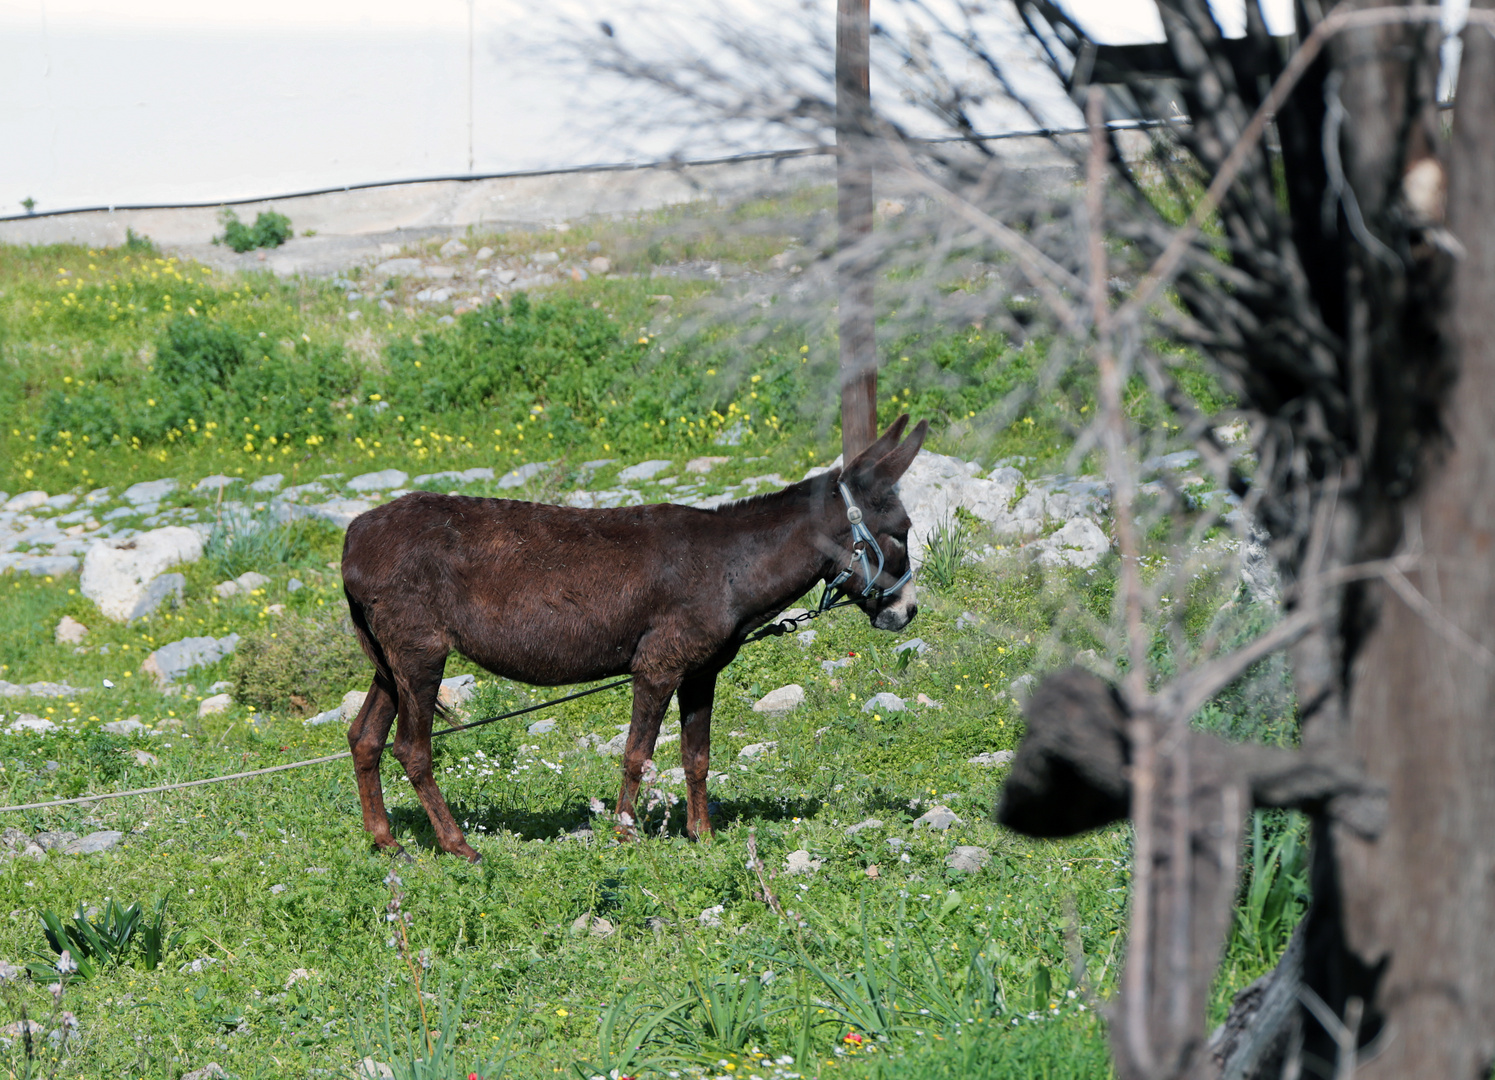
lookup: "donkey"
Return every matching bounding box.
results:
[340,415,927,860]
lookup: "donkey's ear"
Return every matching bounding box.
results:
[871,418,928,485]
[845,414,910,480]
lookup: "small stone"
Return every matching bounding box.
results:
[103,718,148,736]
[698,904,725,928]
[865,864,880,878]
[844,818,883,837]
[182,1065,229,1080]
[496,461,553,489]
[945,845,991,873]
[753,684,804,713]
[1007,674,1036,704]
[531,251,560,266]
[569,913,615,938]
[686,456,730,474]
[54,616,88,645]
[287,578,304,592]
[588,256,611,274]
[439,239,468,258]
[916,693,943,709]
[194,475,240,493]
[198,694,232,718]
[862,691,906,713]
[340,690,369,721]
[913,805,963,831]
[955,611,982,631]
[893,638,929,656]
[659,767,686,784]
[3,491,48,513]
[35,831,79,851]
[436,674,476,710]
[527,718,556,735]
[61,831,123,855]
[265,604,285,615]
[647,916,670,934]
[356,1059,395,1080]
[598,731,629,756]
[285,967,314,987]
[131,750,159,767]
[474,246,494,261]
[122,478,176,505]
[270,884,287,895]
[617,460,673,482]
[968,750,1015,767]
[785,849,822,875]
[886,837,908,851]
[249,473,285,493]
[738,741,777,761]
[348,469,409,493]
[142,634,241,686]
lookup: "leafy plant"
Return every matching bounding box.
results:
[1229,812,1309,966]
[214,209,293,253]
[921,513,973,591]
[203,503,322,579]
[570,993,694,1079]
[30,897,181,980]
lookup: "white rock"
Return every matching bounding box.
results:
[439,239,468,258]
[357,1058,395,1080]
[348,469,409,493]
[1029,518,1111,569]
[198,694,232,718]
[81,526,203,622]
[862,691,906,713]
[698,904,725,927]
[7,716,57,734]
[495,462,552,488]
[374,258,423,277]
[340,690,368,721]
[968,750,1015,767]
[437,674,476,710]
[598,731,629,756]
[588,256,611,274]
[194,475,240,493]
[54,616,88,645]
[617,460,673,482]
[738,741,777,761]
[132,749,159,766]
[62,831,123,855]
[103,718,148,736]
[249,474,285,493]
[3,491,49,512]
[474,246,494,261]
[913,805,963,831]
[945,846,990,873]
[122,478,176,505]
[752,684,804,713]
[785,850,823,875]
[845,818,883,836]
[528,718,556,734]
[570,913,615,938]
[1007,674,1036,704]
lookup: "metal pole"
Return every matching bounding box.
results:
[837,0,877,463]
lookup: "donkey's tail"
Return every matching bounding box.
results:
[344,587,397,692]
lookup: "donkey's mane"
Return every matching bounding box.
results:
[704,475,822,516]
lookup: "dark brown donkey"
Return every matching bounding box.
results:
[340,415,926,860]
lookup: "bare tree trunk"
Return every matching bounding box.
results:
[836,0,876,462]
[1308,10,1495,1074]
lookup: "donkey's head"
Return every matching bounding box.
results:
[822,415,928,632]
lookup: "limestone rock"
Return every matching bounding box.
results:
[862,691,906,713]
[340,690,368,722]
[1029,518,1111,569]
[698,904,725,927]
[81,527,203,622]
[198,694,232,718]
[3,491,48,513]
[598,731,629,756]
[182,1064,229,1080]
[495,462,552,489]
[142,634,240,686]
[569,913,615,938]
[103,718,148,735]
[752,684,804,713]
[945,846,990,873]
[122,478,176,505]
[617,460,673,482]
[348,469,409,493]
[968,750,1015,767]
[738,741,777,761]
[438,239,468,258]
[194,475,240,493]
[845,818,883,837]
[436,674,476,710]
[54,616,88,645]
[785,849,823,875]
[913,805,963,831]
[61,831,123,855]
[528,718,556,735]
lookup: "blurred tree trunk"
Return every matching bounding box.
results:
[836,0,877,461]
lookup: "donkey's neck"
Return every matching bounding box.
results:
[713,486,838,620]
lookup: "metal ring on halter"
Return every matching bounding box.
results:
[816,482,912,611]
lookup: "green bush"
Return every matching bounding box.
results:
[231,612,369,716]
[214,209,293,253]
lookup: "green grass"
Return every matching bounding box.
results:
[0,198,1290,1077]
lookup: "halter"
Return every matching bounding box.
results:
[817,482,915,613]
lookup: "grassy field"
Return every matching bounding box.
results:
[0,207,1300,1079]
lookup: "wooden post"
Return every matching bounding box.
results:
[837,0,877,462]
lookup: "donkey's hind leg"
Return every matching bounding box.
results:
[390,662,481,862]
[677,672,718,841]
[347,676,402,854]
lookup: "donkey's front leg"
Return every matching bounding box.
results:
[615,673,679,836]
[677,672,718,841]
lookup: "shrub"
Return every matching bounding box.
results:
[204,504,340,579]
[231,613,369,715]
[215,209,293,253]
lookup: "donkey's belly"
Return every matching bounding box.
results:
[452,620,638,688]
